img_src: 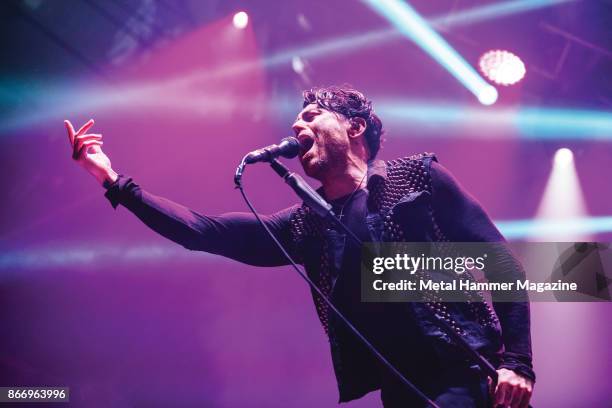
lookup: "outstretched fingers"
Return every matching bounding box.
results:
[64,120,76,146]
[65,118,94,149]
[76,119,95,137]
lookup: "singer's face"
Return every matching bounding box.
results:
[292,104,352,180]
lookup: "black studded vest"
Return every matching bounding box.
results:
[287,153,502,401]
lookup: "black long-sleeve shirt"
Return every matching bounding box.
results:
[104,160,534,385]
[105,177,296,266]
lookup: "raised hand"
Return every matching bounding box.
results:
[65,118,118,186]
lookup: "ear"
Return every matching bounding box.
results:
[347,117,367,140]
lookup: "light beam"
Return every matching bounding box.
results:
[361,0,497,105]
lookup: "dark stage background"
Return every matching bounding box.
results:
[1,1,611,406]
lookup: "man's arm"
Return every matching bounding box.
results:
[65,118,296,267]
[104,175,296,267]
[429,160,534,408]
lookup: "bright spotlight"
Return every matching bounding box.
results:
[554,147,574,167]
[233,11,249,29]
[479,50,526,86]
[477,85,498,106]
[531,146,588,241]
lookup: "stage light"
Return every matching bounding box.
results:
[1,0,581,135]
[267,0,577,72]
[496,217,612,240]
[233,11,248,29]
[479,50,526,86]
[4,215,612,269]
[297,14,311,31]
[529,146,589,241]
[375,102,612,140]
[477,85,498,106]
[291,56,305,74]
[257,0,577,80]
[1,0,582,133]
[361,0,497,105]
[0,243,202,270]
[554,147,573,167]
[432,0,575,29]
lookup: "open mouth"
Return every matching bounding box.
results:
[298,133,315,157]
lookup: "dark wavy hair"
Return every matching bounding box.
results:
[302,85,384,160]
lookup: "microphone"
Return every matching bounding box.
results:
[244,137,300,164]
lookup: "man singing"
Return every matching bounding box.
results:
[65,85,534,407]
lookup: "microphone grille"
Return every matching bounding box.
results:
[279,136,300,159]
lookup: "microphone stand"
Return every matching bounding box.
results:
[264,159,513,404]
